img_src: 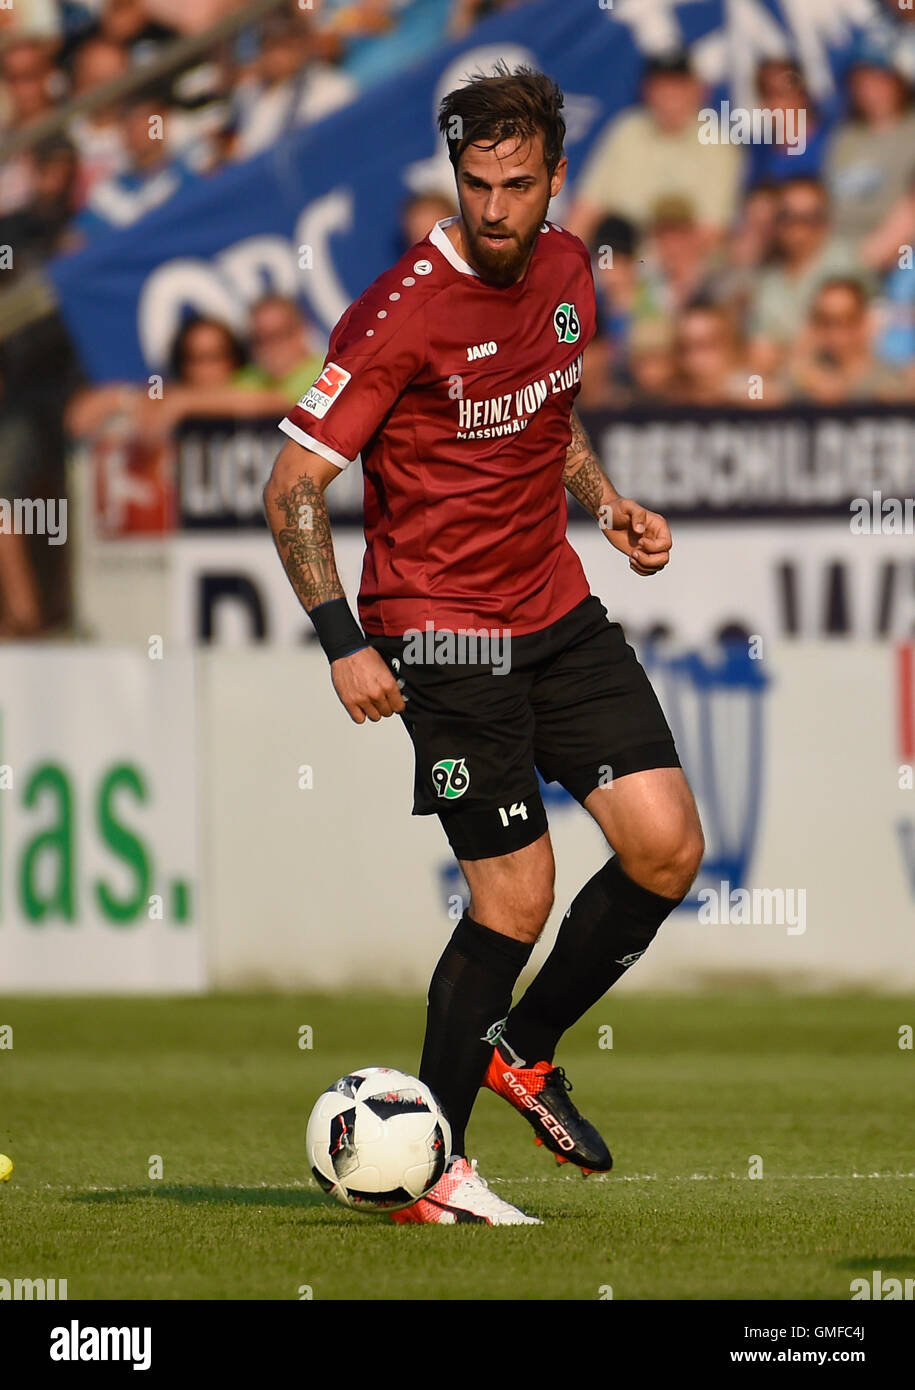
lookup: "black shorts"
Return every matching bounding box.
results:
[368,594,680,861]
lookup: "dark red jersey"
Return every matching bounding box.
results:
[279,216,596,637]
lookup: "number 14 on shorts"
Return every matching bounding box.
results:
[498,802,528,827]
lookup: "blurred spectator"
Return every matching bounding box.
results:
[66,314,295,441]
[138,1,250,35]
[230,12,354,161]
[0,134,79,266]
[860,179,915,371]
[0,456,45,636]
[449,0,521,39]
[66,37,129,205]
[826,31,915,247]
[591,215,638,321]
[868,0,915,86]
[707,181,778,328]
[745,59,828,186]
[234,295,324,401]
[748,176,860,370]
[171,316,246,386]
[577,330,613,409]
[567,51,743,247]
[68,315,244,436]
[637,195,714,320]
[70,86,202,244]
[318,0,451,91]
[0,0,62,41]
[591,213,639,381]
[668,301,765,407]
[0,38,60,215]
[788,277,908,402]
[0,32,79,635]
[580,216,639,408]
[401,189,456,248]
[166,61,233,168]
[0,305,83,637]
[86,0,179,67]
[627,318,675,406]
[0,35,57,128]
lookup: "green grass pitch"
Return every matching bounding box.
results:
[0,993,911,1300]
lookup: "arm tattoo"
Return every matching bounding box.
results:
[270,472,345,612]
[562,410,617,521]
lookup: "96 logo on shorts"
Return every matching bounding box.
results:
[431,757,470,800]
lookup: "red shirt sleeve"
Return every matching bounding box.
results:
[278,290,426,470]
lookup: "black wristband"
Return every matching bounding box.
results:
[309,597,369,664]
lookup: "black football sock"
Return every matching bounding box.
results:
[503,856,684,1066]
[419,912,534,1158]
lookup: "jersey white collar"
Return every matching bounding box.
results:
[429,217,479,278]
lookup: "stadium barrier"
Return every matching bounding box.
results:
[1,637,912,993]
[70,402,915,648]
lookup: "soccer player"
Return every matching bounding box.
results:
[264,65,704,1225]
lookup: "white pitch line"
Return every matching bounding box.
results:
[38,1171,915,1194]
[488,1171,915,1184]
[43,1182,313,1193]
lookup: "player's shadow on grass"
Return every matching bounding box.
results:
[70,1185,329,1210]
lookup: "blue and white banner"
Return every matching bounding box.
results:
[48,0,878,381]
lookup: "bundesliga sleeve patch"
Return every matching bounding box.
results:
[297,362,352,418]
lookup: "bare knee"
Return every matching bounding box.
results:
[460,832,555,944]
[469,880,554,944]
[666,826,705,897]
[621,821,704,900]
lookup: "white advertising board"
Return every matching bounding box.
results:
[0,650,205,992]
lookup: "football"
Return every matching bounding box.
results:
[306,1067,451,1212]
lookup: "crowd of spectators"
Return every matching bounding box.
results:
[569,24,915,409]
[0,0,513,633]
[66,292,325,441]
[0,0,914,635]
[0,0,522,251]
[1,1,912,410]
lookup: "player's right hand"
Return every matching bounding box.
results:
[331,646,406,724]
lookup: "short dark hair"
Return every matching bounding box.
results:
[251,293,311,327]
[813,276,870,309]
[125,80,174,115]
[438,62,565,178]
[779,174,829,201]
[169,316,246,380]
[643,50,692,80]
[591,214,638,259]
[33,133,77,166]
[680,297,731,327]
[401,190,456,216]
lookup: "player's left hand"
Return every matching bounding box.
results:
[599,498,672,577]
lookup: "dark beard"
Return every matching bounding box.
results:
[465,214,545,287]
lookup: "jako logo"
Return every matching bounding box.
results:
[466,340,497,361]
[50,1321,151,1371]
